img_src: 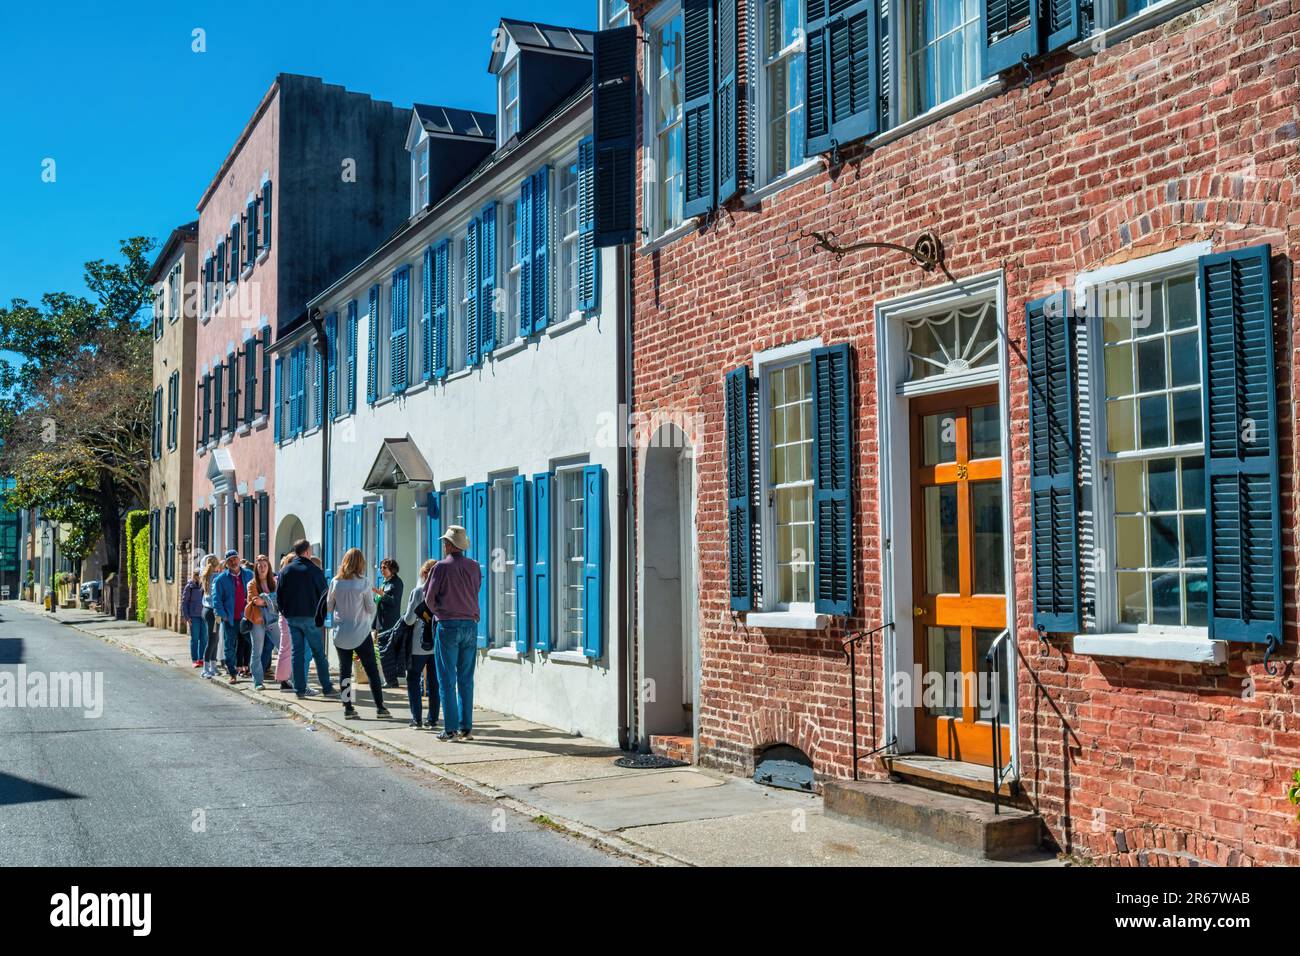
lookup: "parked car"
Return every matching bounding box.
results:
[80,580,102,604]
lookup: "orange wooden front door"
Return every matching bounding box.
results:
[910,386,1011,765]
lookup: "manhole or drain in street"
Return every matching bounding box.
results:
[614,753,688,770]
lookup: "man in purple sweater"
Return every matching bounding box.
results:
[423,525,482,741]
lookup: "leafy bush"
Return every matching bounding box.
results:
[125,509,148,584]
[132,523,149,623]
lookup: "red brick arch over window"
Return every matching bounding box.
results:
[749,707,825,777]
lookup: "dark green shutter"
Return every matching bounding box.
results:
[592,26,638,247]
[716,0,739,204]
[532,473,553,652]
[683,0,716,218]
[1027,291,1080,632]
[980,0,1038,76]
[513,475,530,654]
[577,136,599,312]
[261,181,272,250]
[582,464,605,658]
[805,0,879,157]
[811,343,854,615]
[725,366,754,610]
[1199,244,1281,646]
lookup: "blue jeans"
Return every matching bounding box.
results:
[406,653,440,726]
[250,622,275,687]
[188,615,208,661]
[221,618,242,676]
[434,620,477,733]
[288,616,332,695]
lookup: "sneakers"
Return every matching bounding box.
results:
[458,730,473,741]
[408,719,422,729]
[343,706,359,720]
[436,730,456,741]
[375,707,393,719]
[192,660,203,668]
[280,681,293,691]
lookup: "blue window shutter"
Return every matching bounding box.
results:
[391,266,409,394]
[246,199,257,263]
[470,482,490,647]
[1027,291,1080,632]
[292,347,306,436]
[352,504,365,553]
[724,366,753,610]
[980,0,1039,77]
[376,499,386,585]
[326,312,338,419]
[479,203,498,355]
[805,0,879,156]
[346,301,358,413]
[682,0,716,218]
[811,343,854,616]
[261,181,272,250]
[426,491,442,564]
[1044,0,1082,52]
[716,0,739,204]
[287,350,298,434]
[466,219,481,366]
[366,285,379,404]
[433,240,449,380]
[513,475,530,654]
[312,341,323,426]
[592,26,638,247]
[1200,244,1281,646]
[577,136,600,312]
[323,511,335,579]
[581,464,605,659]
[230,222,240,277]
[421,247,434,381]
[519,179,535,336]
[531,168,552,332]
[532,472,553,653]
[273,357,283,442]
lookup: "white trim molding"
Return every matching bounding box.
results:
[1074,632,1227,664]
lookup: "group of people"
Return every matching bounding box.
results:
[178,523,483,740]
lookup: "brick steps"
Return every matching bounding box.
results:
[824,779,1044,861]
[649,734,694,764]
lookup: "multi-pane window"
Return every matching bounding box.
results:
[899,0,981,122]
[452,237,470,373]
[1098,272,1205,629]
[504,197,522,345]
[557,154,581,319]
[414,141,430,212]
[169,263,181,323]
[1099,0,1156,27]
[764,359,813,607]
[557,467,586,652]
[443,487,466,534]
[491,478,517,648]
[603,0,631,28]
[649,9,684,236]
[761,0,806,184]
[502,63,520,141]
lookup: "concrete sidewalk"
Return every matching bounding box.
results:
[5,600,1051,867]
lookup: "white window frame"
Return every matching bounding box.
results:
[489,475,518,649]
[754,340,821,613]
[601,0,631,28]
[442,484,466,533]
[503,192,523,346]
[890,0,982,126]
[755,0,807,188]
[500,61,520,143]
[644,1,685,240]
[452,234,470,373]
[554,463,588,653]
[556,151,582,321]
[413,139,430,214]
[1078,243,1211,642]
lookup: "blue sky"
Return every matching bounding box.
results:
[0,1,595,308]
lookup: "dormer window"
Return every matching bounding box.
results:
[414,140,430,212]
[501,62,520,141]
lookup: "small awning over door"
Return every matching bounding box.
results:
[362,436,433,492]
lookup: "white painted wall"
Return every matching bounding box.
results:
[274,400,323,559]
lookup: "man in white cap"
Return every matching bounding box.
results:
[423,525,482,741]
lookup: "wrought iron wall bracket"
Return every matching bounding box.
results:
[805,229,949,279]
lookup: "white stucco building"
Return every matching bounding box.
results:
[275,20,629,745]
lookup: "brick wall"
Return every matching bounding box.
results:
[627,0,1300,863]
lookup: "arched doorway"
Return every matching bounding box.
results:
[274,515,306,564]
[639,425,698,752]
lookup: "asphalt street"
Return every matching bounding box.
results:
[0,606,625,866]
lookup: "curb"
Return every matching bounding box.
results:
[16,603,687,867]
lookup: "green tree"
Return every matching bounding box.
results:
[0,236,156,610]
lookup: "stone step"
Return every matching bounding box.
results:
[824,778,1043,860]
[649,734,694,764]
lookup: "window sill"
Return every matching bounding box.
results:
[544,313,586,338]
[491,338,529,359]
[745,610,829,631]
[303,425,321,438]
[252,415,267,430]
[1073,632,1226,664]
[487,647,522,662]
[444,367,473,383]
[637,217,701,256]
[741,158,823,208]
[374,394,395,409]
[547,649,592,665]
[403,380,430,397]
[236,423,251,436]
[240,266,254,282]
[866,78,1005,152]
[1069,0,1208,59]
[257,248,270,266]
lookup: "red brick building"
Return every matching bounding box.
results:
[599,0,1300,863]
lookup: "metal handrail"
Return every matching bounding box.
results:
[984,627,1014,814]
[842,622,894,781]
